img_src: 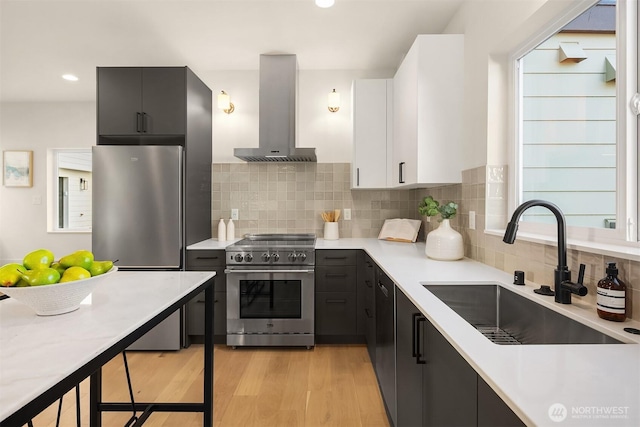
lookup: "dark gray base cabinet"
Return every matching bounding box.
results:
[315,250,362,344]
[358,250,376,364]
[376,268,396,426]
[185,250,227,344]
[396,288,524,427]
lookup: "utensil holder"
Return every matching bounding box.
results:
[324,222,339,240]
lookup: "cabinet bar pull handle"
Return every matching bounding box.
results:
[225,268,314,274]
[196,299,219,304]
[324,256,348,260]
[357,167,360,186]
[136,112,143,133]
[196,256,220,260]
[399,162,406,184]
[416,317,427,364]
[142,112,148,133]
[325,273,348,278]
[378,281,389,297]
[326,299,347,304]
[412,313,421,358]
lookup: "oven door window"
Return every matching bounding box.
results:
[239,279,302,319]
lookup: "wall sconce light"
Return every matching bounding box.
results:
[79,178,88,191]
[217,90,235,114]
[328,89,340,113]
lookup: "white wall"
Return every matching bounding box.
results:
[0,69,391,261]
[442,0,593,170]
[199,69,393,163]
[0,102,94,261]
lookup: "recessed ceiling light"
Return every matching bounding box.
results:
[62,74,79,82]
[315,0,335,8]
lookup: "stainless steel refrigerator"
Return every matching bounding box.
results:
[92,145,205,350]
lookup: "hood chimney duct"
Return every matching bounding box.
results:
[234,54,317,162]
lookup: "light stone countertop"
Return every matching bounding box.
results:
[187,238,241,250]
[0,270,215,424]
[191,237,640,426]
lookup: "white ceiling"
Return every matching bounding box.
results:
[0,0,464,102]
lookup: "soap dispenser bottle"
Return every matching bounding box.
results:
[596,262,627,322]
[217,218,226,242]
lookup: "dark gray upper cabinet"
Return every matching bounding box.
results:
[97,67,187,136]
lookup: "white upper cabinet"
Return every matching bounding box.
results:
[351,79,393,189]
[392,34,464,188]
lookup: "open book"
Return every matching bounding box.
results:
[378,218,422,243]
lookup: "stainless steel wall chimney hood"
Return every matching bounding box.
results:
[234,54,317,162]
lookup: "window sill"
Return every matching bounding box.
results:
[485,229,640,263]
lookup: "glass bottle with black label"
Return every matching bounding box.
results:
[596,262,627,322]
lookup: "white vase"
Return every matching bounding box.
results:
[425,219,464,260]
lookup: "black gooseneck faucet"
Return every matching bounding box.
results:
[503,199,587,304]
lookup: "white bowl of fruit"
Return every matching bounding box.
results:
[0,249,116,316]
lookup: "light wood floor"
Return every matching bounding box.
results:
[28,344,389,427]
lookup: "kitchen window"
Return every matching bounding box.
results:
[47,149,92,233]
[510,0,638,247]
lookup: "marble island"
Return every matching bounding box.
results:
[0,270,216,426]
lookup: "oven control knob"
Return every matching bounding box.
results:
[271,253,280,262]
[297,253,307,261]
[261,253,270,262]
[234,253,244,262]
[288,253,297,262]
[244,253,253,262]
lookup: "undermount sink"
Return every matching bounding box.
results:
[423,284,624,345]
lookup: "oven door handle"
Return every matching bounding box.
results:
[224,268,315,274]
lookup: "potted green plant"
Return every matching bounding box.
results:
[418,196,458,221]
[418,196,463,260]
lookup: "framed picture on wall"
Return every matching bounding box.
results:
[3,150,33,187]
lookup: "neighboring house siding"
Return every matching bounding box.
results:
[521,32,616,228]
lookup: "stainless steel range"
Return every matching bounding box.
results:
[225,234,316,348]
